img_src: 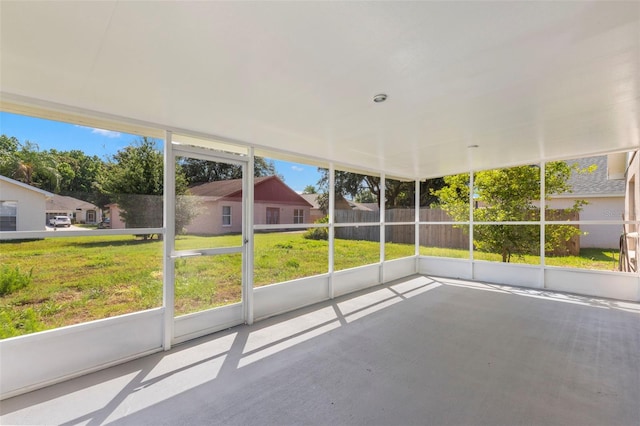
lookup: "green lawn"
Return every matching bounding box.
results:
[419,246,620,270]
[0,232,622,338]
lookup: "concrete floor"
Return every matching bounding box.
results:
[2,275,640,426]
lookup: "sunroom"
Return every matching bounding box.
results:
[1,1,639,424]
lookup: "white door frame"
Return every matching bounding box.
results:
[163,133,252,349]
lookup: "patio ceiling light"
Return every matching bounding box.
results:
[373,94,388,103]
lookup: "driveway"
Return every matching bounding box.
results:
[45,225,84,231]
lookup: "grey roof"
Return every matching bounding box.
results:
[348,201,379,211]
[46,194,99,212]
[299,193,320,209]
[559,155,625,197]
[300,193,381,211]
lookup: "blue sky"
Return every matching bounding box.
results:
[0,112,321,193]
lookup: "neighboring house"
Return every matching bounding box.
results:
[186,176,313,234]
[46,194,102,225]
[349,201,379,212]
[615,150,640,271]
[547,155,625,249]
[299,193,380,223]
[622,151,639,231]
[299,194,325,223]
[108,176,313,233]
[106,203,127,230]
[0,175,53,231]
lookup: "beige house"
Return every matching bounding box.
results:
[46,194,102,225]
[0,175,53,231]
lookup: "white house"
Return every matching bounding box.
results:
[617,150,640,271]
[0,175,53,231]
[547,155,625,249]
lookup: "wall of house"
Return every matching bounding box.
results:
[547,197,624,248]
[76,209,101,224]
[108,205,127,230]
[186,200,312,235]
[622,153,640,270]
[254,203,311,225]
[252,178,313,225]
[186,200,243,235]
[0,181,48,231]
[625,153,639,230]
[309,208,324,223]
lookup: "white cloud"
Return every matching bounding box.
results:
[291,165,304,172]
[74,124,122,138]
[91,128,121,138]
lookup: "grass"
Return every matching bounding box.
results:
[0,232,623,338]
[419,246,620,270]
[0,235,163,338]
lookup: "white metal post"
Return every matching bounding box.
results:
[245,148,255,325]
[328,163,335,298]
[415,179,420,272]
[540,161,546,287]
[162,130,175,350]
[380,173,385,283]
[469,170,475,278]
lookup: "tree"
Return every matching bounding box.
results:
[47,149,105,200]
[432,162,589,262]
[0,136,60,191]
[354,189,376,203]
[0,135,20,178]
[180,156,280,185]
[302,185,317,194]
[316,169,442,211]
[421,178,446,207]
[99,137,197,234]
[317,170,381,204]
[0,134,19,154]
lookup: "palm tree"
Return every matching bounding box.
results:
[1,139,60,191]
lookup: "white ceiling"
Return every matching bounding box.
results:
[1,1,638,178]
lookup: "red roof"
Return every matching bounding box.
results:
[188,176,312,206]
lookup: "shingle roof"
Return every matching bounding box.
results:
[560,155,625,196]
[299,193,320,209]
[188,176,271,197]
[46,194,99,211]
[299,193,379,211]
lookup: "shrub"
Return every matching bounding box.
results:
[0,307,43,339]
[0,265,33,296]
[303,216,329,240]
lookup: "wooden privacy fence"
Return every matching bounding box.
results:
[334,208,467,248]
[333,208,580,254]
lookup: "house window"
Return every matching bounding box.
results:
[222,206,232,226]
[266,207,280,224]
[0,201,17,231]
[293,209,304,224]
